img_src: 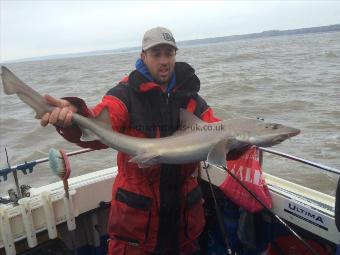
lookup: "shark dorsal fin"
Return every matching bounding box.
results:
[179,108,205,130]
[94,107,112,127]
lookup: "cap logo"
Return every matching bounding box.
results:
[162,33,175,43]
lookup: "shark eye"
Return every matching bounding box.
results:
[271,124,279,129]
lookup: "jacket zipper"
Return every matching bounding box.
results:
[165,92,170,105]
[165,93,171,136]
[144,209,152,244]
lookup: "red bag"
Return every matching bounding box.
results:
[266,236,329,255]
[219,146,272,212]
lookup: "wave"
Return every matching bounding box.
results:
[325,51,338,58]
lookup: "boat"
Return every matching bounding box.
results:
[0,147,339,255]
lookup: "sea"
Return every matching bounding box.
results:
[1,31,339,196]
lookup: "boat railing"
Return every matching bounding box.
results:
[0,148,94,182]
[259,147,340,175]
[1,147,339,183]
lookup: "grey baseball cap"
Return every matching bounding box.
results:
[142,27,178,51]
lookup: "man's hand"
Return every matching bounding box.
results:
[40,94,78,128]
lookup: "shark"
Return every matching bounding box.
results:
[1,66,300,167]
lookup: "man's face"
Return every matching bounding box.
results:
[141,44,176,86]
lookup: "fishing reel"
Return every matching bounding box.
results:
[0,148,32,204]
[10,184,32,199]
[0,184,32,205]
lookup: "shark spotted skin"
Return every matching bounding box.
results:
[1,66,300,167]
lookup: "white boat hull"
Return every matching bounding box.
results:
[0,165,338,254]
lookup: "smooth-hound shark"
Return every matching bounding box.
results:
[1,66,300,167]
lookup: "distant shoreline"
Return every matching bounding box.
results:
[3,23,340,63]
[178,24,340,46]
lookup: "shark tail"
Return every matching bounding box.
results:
[1,66,26,95]
[1,66,54,119]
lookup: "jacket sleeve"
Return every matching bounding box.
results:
[56,83,130,149]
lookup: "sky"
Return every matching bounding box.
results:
[1,1,340,62]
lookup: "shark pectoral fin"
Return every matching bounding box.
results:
[78,107,113,142]
[207,139,234,167]
[129,152,160,168]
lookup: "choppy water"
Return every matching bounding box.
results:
[1,31,339,196]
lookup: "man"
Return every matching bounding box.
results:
[41,27,219,254]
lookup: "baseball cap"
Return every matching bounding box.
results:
[142,27,178,51]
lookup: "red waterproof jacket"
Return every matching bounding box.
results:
[56,62,219,253]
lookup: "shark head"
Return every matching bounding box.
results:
[248,121,300,147]
[230,119,300,147]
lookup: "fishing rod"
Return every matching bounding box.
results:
[204,162,233,255]
[5,148,22,199]
[204,161,320,255]
[0,148,94,182]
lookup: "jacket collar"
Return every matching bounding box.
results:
[135,58,177,93]
[129,62,200,95]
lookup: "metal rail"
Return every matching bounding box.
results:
[1,147,339,182]
[259,147,340,175]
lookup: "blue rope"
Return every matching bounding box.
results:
[0,161,37,182]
